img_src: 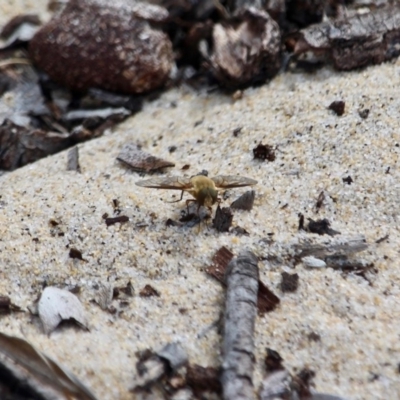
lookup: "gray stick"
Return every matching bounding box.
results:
[221,251,259,400]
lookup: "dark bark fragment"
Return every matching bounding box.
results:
[293,5,400,70]
[186,364,222,396]
[0,120,72,170]
[231,190,255,211]
[213,205,233,232]
[221,251,259,400]
[210,7,281,88]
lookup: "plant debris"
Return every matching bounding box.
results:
[264,348,284,372]
[231,190,255,211]
[0,295,21,314]
[209,7,281,88]
[307,218,341,236]
[342,175,353,185]
[132,342,188,390]
[222,251,259,400]
[105,215,129,226]
[253,143,276,161]
[328,100,345,116]
[67,145,80,172]
[186,364,222,397]
[117,143,175,173]
[280,272,299,293]
[290,5,400,71]
[38,286,89,334]
[0,332,97,400]
[212,205,233,232]
[139,284,160,297]
[206,246,280,314]
[69,247,85,261]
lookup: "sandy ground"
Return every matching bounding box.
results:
[1,2,400,400]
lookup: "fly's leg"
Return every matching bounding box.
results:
[167,190,184,203]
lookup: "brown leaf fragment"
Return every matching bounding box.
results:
[38,286,89,334]
[66,145,80,172]
[29,1,173,94]
[231,190,255,211]
[342,175,353,185]
[315,190,325,211]
[253,143,276,161]
[328,100,345,116]
[307,218,341,236]
[292,5,400,70]
[222,251,259,400]
[117,143,175,173]
[205,246,234,283]
[264,348,284,372]
[258,280,280,313]
[292,368,315,399]
[69,247,84,261]
[0,332,97,400]
[280,272,299,293]
[0,296,21,314]
[210,7,281,88]
[213,205,233,232]
[186,364,222,396]
[105,215,129,226]
[0,120,71,171]
[139,284,160,297]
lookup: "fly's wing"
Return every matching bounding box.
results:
[211,175,257,189]
[135,176,193,191]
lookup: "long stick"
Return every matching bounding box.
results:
[221,251,259,400]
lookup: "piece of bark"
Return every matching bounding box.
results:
[117,143,175,173]
[205,246,235,283]
[210,7,281,88]
[206,247,279,313]
[0,332,97,400]
[295,235,368,259]
[213,206,233,232]
[0,120,72,171]
[230,190,255,211]
[132,343,188,390]
[67,146,80,172]
[29,0,173,94]
[186,364,222,397]
[105,215,129,226]
[292,5,400,70]
[221,251,259,400]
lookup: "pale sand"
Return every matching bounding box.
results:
[1,3,400,399]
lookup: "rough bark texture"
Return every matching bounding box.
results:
[221,251,259,400]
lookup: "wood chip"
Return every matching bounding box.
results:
[117,143,175,173]
[213,206,233,232]
[186,364,222,397]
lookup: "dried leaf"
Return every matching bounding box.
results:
[38,287,88,334]
[230,190,255,211]
[117,143,175,173]
[0,332,97,399]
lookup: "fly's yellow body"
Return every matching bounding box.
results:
[136,174,257,213]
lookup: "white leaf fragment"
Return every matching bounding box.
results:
[302,256,327,268]
[38,287,88,334]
